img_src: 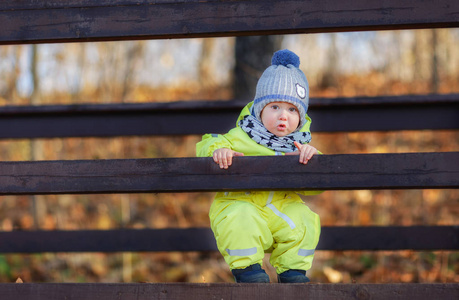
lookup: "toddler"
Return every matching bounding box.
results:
[196,49,321,283]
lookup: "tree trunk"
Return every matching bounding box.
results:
[431,29,440,93]
[233,35,284,101]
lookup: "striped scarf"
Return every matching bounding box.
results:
[239,115,311,153]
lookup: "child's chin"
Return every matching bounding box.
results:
[274,131,290,137]
[268,128,292,137]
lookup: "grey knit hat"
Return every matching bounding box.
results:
[252,49,309,131]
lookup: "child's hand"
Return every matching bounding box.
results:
[213,148,244,169]
[285,141,318,164]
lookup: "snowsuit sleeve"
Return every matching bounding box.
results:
[196,133,232,157]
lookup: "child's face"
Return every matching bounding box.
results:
[260,102,300,137]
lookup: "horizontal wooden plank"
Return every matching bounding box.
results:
[0,94,458,139]
[1,0,458,44]
[317,226,459,251]
[0,283,457,300]
[0,226,457,253]
[0,228,216,253]
[0,152,458,195]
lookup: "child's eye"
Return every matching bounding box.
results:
[289,107,297,112]
[271,105,279,109]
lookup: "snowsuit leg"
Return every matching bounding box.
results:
[209,198,273,270]
[267,200,321,274]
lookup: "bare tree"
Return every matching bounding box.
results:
[4,46,22,102]
[121,42,145,102]
[199,38,217,90]
[319,33,339,90]
[431,29,440,93]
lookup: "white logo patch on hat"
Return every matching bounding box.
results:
[296,83,306,99]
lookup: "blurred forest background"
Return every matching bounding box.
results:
[0,29,458,283]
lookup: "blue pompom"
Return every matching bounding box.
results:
[271,49,300,68]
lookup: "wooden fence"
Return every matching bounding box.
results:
[0,0,458,299]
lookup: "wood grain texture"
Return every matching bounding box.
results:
[1,0,458,44]
[0,226,457,253]
[1,94,458,139]
[0,152,458,195]
[0,283,457,300]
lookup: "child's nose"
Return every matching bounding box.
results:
[279,109,288,120]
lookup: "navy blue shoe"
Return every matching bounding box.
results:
[232,264,270,283]
[278,269,310,283]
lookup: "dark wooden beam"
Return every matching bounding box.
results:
[0,152,458,195]
[317,226,459,251]
[0,94,457,139]
[0,226,457,253]
[1,0,458,45]
[310,94,459,133]
[0,283,457,300]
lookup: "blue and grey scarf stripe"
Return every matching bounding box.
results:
[239,115,311,153]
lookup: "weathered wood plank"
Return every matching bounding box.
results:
[1,152,458,195]
[317,226,459,251]
[1,0,458,44]
[0,152,458,195]
[0,226,457,253]
[0,283,457,300]
[0,94,458,139]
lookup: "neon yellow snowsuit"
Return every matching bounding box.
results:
[196,101,321,274]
